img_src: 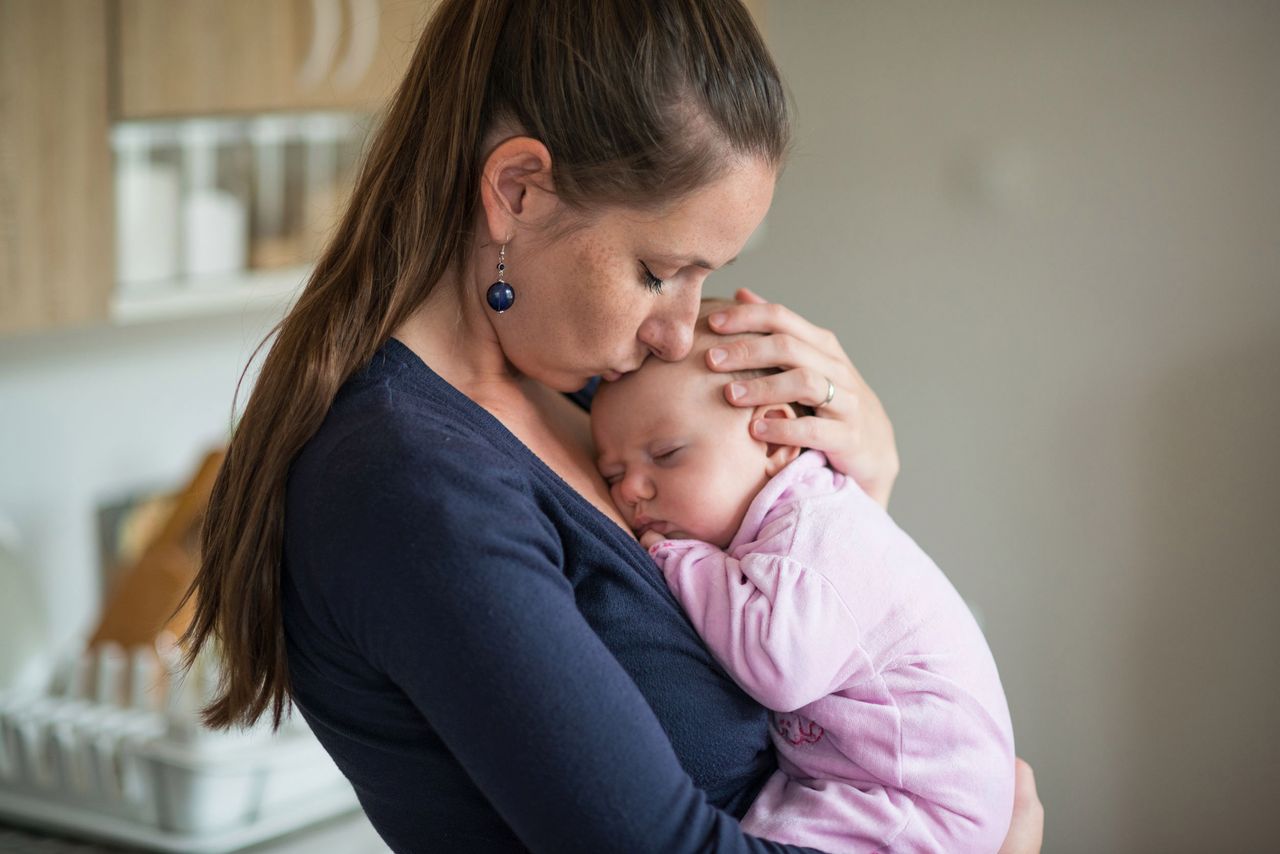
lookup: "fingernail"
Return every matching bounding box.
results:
[729,382,747,401]
[753,419,769,435]
[709,312,726,328]
[709,347,727,366]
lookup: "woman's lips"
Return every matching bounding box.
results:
[603,358,646,382]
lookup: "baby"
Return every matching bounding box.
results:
[590,302,1016,853]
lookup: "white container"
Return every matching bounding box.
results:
[0,515,52,697]
[0,644,357,852]
[181,120,248,280]
[249,115,311,269]
[113,123,181,290]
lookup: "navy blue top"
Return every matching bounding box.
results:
[282,338,824,853]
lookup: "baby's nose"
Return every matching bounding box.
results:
[619,471,655,504]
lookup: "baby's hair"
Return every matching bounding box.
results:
[697,298,815,418]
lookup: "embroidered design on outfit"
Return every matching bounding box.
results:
[772,713,825,746]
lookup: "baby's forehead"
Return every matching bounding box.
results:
[606,355,716,403]
[593,359,719,438]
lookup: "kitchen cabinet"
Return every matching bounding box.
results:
[0,0,114,337]
[0,0,770,338]
[114,0,434,118]
[0,0,430,337]
[291,0,436,111]
[114,0,757,119]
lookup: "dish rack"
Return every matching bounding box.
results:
[0,640,360,852]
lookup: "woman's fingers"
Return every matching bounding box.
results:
[723,365,855,415]
[998,758,1045,854]
[747,411,853,454]
[709,295,840,359]
[708,330,848,383]
[738,373,898,509]
[709,289,901,507]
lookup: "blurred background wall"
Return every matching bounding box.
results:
[751,2,1280,852]
[1,2,1277,852]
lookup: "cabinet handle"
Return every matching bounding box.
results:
[331,0,381,90]
[297,0,343,90]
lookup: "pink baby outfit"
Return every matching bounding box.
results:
[649,450,1015,854]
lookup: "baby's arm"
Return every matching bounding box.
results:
[649,540,874,713]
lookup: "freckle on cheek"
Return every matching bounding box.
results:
[574,239,627,339]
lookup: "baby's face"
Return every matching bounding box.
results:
[591,357,776,549]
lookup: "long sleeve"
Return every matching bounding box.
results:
[648,452,1017,854]
[292,430,824,854]
[650,540,874,714]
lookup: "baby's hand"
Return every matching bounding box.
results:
[639,529,666,549]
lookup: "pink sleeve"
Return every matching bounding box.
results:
[650,541,871,713]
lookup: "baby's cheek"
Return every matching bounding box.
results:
[666,480,720,543]
[606,484,629,517]
[699,469,759,547]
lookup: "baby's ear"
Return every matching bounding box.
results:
[752,404,803,477]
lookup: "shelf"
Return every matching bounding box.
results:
[110,266,311,326]
[0,784,362,854]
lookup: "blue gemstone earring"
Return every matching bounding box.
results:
[486,243,515,313]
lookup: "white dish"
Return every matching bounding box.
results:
[0,643,358,852]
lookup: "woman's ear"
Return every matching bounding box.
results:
[752,404,802,476]
[479,136,558,245]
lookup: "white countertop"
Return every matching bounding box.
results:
[0,810,390,853]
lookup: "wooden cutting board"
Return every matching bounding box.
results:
[88,448,225,650]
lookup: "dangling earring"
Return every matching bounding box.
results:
[486,243,515,313]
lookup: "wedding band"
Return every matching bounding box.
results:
[815,377,836,409]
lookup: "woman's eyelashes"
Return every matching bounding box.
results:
[639,261,665,294]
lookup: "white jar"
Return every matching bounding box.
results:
[0,513,53,696]
[181,119,249,280]
[113,123,181,290]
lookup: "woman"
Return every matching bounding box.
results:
[182,1,1043,851]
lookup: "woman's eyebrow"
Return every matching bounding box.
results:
[662,254,738,271]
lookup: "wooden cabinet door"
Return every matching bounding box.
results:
[0,0,113,336]
[113,0,432,119]
[114,0,300,118]
[290,0,433,111]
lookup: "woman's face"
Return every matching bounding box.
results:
[487,156,776,392]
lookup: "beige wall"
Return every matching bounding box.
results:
[0,3,1275,850]
[738,3,1280,852]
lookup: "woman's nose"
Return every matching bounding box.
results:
[638,286,702,361]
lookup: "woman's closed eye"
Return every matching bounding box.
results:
[639,261,665,294]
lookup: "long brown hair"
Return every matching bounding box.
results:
[180,0,791,730]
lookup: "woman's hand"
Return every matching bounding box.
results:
[999,758,1045,854]
[705,288,901,508]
